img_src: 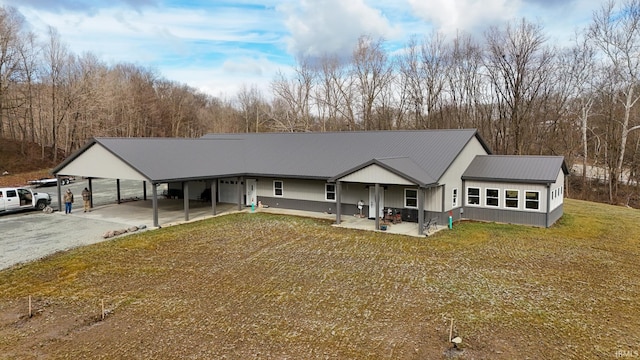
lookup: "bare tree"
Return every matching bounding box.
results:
[588,0,640,192]
[315,54,355,130]
[0,6,26,140]
[271,56,315,132]
[483,19,555,154]
[351,35,393,130]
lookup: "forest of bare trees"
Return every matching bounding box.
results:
[0,1,639,204]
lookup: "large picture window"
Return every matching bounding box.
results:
[505,189,519,208]
[525,191,540,210]
[273,180,283,197]
[486,188,499,207]
[405,189,418,208]
[467,187,480,205]
[325,184,336,201]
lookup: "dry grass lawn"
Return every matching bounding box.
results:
[0,199,638,359]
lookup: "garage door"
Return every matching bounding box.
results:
[218,178,239,203]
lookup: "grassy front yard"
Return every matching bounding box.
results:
[0,199,638,359]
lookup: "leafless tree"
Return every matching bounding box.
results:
[483,19,555,154]
[588,0,640,192]
[351,35,393,130]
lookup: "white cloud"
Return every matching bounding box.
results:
[407,0,520,37]
[279,0,400,59]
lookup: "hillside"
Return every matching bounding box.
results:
[0,139,64,187]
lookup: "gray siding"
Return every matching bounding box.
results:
[258,196,359,216]
[463,206,549,227]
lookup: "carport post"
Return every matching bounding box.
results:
[183,181,190,221]
[116,179,121,204]
[143,181,147,200]
[88,178,93,208]
[152,183,159,227]
[210,179,216,215]
[56,175,62,212]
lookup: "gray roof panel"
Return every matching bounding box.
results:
[462,155,568,184]
[55,130,491,184]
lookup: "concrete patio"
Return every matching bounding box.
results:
[80,199,445,238]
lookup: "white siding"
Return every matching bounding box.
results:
[424,186,442,212]
[256,178,334,202]
[464,180,548,212]
[439,138,489,212]
[549,170,565,211]
[340,164,414,185]
[57,144,148,181]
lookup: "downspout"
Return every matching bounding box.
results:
[143,181,147,201]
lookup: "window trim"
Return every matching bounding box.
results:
[504,189,519,209]
[467,187,480,206]
[273,180,283,197]
[404,188,418,208]
[485,188,500,207]
[325,183,336,201]
[525,190,540,210]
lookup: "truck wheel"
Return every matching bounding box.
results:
[37,201,47,211]
[62,179,68,185]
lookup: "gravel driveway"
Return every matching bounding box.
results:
[0,179,159,270]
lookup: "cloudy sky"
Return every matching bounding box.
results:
[0,0,598,97]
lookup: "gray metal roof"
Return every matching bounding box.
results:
[462,155,569,184]
[54,129,490,185]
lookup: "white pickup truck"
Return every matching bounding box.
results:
[0,187,52,213]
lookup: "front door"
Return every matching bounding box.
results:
[246,179,257,206]
[368,186,384,219]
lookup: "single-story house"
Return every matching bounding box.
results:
[52,129,569,234]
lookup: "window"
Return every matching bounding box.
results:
[505,190,519,208]
[405,189,418,208]
[452,188,458,207]
[273,181,283,197]
[525,191,540,210]
[325,184,336,201]
[467,187,480,205]
[486,189,499,207]
[6,190,16,197]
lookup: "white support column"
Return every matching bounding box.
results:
[374,183,380,230]
[418,187,425,235]
[335,181,342,225]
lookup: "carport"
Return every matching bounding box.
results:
[52,138,248,227]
